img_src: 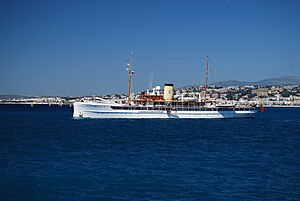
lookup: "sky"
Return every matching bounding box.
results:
[1,0,300,96]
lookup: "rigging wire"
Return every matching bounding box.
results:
[91,55,232,95]
[90,62,128,95]
[134,56,205,60]
[208,58,233,81]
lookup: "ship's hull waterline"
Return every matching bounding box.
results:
[73,102,257,119]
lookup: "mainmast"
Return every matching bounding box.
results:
[204,56,209,101]
[127,52,134,105]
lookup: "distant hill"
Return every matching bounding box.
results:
[212,76,300,87]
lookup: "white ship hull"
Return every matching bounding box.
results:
[73,102,257,119]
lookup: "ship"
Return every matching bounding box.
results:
[73,53,258,118]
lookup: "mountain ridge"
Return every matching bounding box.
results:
[212,76,300,87]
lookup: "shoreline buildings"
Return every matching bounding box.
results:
[1,84,299,107]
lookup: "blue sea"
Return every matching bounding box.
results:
[0,104,299,200]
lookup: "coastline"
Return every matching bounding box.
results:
[0,103,72,106]
[1,103,299,108]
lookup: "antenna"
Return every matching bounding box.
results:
[149,71,153,90]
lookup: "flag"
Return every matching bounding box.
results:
[260,103,264,113]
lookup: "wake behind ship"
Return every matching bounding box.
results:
[73,54,258,119]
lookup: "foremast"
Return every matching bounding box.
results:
[127,52,134,105]
[204,56,209,101]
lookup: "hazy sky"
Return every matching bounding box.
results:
[1,0,300,96]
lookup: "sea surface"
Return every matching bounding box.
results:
[0,104,299,201]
